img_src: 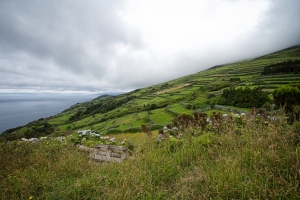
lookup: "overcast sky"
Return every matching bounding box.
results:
[0,0,300,94]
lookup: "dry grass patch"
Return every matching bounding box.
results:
[154,83,190,95]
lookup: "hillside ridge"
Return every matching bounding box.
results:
[1,44,300,140]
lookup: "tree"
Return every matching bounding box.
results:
[261,59,300,75]
[273,84,300,121]
[220,86,270,108]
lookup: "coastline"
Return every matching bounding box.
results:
[0,93,98,133]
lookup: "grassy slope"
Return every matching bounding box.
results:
[1,45,300,138]
[1,114,299,199]
[1,45,300,199]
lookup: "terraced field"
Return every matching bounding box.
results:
[2,45,300,138]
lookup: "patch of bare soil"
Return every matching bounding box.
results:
[154,83,190,95]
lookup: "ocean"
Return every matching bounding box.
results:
[0,93,98,134]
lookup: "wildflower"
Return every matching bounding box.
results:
[29,196,33,200]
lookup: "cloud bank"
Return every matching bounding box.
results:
[0,0,299,93]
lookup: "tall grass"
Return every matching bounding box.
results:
[1,115,299,199]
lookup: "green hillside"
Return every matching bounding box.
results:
[1,45,300,199]
[1,45,300,140]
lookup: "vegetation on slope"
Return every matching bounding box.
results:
[1,45,300,140]
[217,86,270,108]
[273,84,300,121]
[261,59,300,75]
[1,45,300,199]
[1,111,299,199]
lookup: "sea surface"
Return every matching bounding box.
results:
[0,93,98,134]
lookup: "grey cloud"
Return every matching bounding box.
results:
[0,0,146,92]
[0,0,142,75]
[263,0,300,46]
[0,0,300,93]
[232,0,300,58]
[180,0,300,71]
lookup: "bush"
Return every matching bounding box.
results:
[291,121,300,145]
[185,103,193,109]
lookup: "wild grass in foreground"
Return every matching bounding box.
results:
[0,115,299,199]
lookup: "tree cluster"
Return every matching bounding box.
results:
[69,96,136,121]
[1,122,55,141]
[219,87,270,108]
[261,59,300,75]
[273,84,300,121]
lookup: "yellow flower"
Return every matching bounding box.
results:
[29,196,33,200]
